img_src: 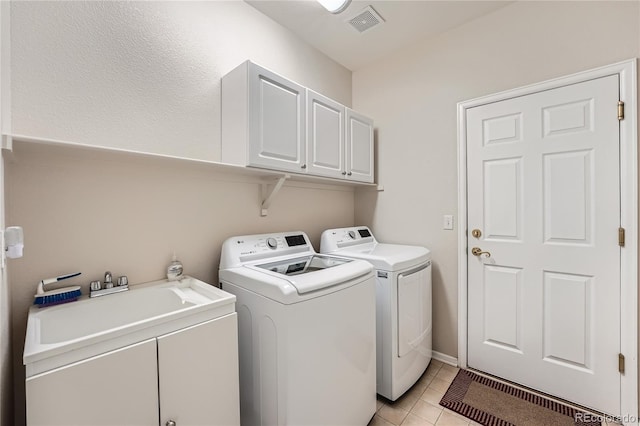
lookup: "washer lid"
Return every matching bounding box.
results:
[220,256,373,303]
[255,254,351,277]
[327,243,431,272]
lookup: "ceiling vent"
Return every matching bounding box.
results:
[346,5,385,34]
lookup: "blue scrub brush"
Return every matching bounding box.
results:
[34,272,82,307]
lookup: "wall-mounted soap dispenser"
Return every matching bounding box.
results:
[5,226,24,259]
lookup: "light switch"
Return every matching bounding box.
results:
[443,215,454,230]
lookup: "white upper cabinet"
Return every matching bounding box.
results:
[307,89,345,179]
[222,61,306,173]
[222,61,375,183]
[346,109,374,183]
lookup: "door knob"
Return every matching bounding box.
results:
[166,421,176,426]
[471,229,482,238]
[471,247,491,258]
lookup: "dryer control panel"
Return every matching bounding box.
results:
[219,231,314,269]
[320,226,377,252]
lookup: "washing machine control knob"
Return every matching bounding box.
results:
[348,231,357,239]
[266,237,278,249]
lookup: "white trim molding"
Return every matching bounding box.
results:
[457,58,638,422]
[432,350,458,368]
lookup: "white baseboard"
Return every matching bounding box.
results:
[432,350,458,367]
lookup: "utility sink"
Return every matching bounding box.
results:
[24,276,235,377]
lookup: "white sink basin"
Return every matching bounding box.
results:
[38,284,214,344]
[24,276,235,377]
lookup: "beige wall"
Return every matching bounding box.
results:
[7,2,354,424]
[8,142,355,424]
[353,0,640,358]
[11,1,351,160]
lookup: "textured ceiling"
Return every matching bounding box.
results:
[246,0,512,70]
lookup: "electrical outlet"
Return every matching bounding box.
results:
[443,215,454,230]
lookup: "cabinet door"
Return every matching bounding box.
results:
[346,108,374,183]
[248,64,306,173]
[26,339,159,426]
[158,314,240,426]
[306,90,345,179]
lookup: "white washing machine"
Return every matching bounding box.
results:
[219,231,377,426]
[321,226,432,401]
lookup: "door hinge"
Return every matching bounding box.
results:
[619,227,625,247]
[619,353,625,374]
[618,101,625,120]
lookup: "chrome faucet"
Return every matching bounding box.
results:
[89,271,129,298]
[104,271,113,289]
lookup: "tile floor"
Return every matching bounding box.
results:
[367,360,620,426]
[368,360,476,426]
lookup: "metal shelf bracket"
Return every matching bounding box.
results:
[261,174,290,216]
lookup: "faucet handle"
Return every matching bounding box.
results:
[117,276,128,287]
[90,280,102,291]
[104,271,113,283]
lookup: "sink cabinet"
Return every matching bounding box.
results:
[158,314,239,426]
[26,314,240,426]
[26,338,158,425]
[222,61,374,183]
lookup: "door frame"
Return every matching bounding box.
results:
[457,59,638,420]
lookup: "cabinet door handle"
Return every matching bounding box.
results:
[347,172,352,176]
[301,164,307,169]
[166,421,177,426]
[342,171,347,175]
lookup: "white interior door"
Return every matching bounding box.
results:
[466,75,621,414]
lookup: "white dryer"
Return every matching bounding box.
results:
[219,231,377,426]
[321,226,432,401]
